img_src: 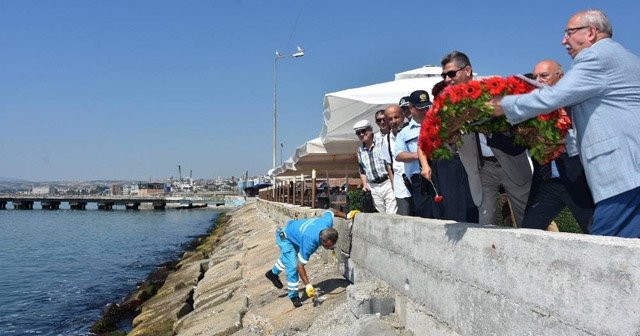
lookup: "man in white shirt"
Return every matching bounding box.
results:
[381,105,414,215]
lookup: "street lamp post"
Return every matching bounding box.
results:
[273,46,304,171]
[272,47,304,199]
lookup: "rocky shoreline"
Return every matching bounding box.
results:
[91,211,229,335]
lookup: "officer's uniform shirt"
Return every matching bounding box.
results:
[394,119,421,176]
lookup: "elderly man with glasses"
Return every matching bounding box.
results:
[490,9,640,238]
[354,119,397,214]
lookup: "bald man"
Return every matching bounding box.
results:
[381,105,414,215]
[522,60,594,234]
[532,60,563,86]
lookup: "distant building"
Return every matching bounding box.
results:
[110,184,124,196]
[129,184,139,195]
[32,185,52,195]
[137,183,165,196]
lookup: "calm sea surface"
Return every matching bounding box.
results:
[0,206,219,335]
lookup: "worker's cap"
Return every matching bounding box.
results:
[399,96,411,107]
[353,120,372,131]
[408,90,432,109]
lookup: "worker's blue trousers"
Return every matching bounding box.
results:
[271,228,300,299]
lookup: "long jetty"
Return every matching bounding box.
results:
[0,195,225,210]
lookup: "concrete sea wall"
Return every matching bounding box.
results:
[259,200,640,336]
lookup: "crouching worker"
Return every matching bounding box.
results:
[265,208,346,307]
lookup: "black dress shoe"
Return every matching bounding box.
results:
[290,296,302,308]
[265,270,283,289]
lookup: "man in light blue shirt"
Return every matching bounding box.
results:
[265,209,344,307]
[395,90,439,218]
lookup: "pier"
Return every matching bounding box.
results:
[0,195,226,210]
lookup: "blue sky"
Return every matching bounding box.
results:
[1,1,638,181]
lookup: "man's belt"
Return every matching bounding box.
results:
[482,156,498,162]
[369,175,389,184]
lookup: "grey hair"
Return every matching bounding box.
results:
[441,51,471,69]
[320,227,338,244]
[578,9,613,37]
[375,109,386,118]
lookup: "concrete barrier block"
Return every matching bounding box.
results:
[351,214,640,336]
[347,281,395,318]
[353,314,397,336]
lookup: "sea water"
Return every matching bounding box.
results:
[0,207,218,335]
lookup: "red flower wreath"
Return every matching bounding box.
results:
[419,76,572,164]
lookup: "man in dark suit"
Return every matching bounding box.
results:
[442,51,532,226]
[522,60,594,233]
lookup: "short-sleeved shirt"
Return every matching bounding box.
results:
[284,210,334,264]
[381,131,411,198]
[394,119,421,175]
[357,138,388,183]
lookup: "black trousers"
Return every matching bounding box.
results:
[522,179,593,233]
[410,174,440,219]
[396,197,414,216]
[432,158,478,223]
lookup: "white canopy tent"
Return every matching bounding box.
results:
[320,68,443,143]
[268,137,360,178]
[270,65,444,178]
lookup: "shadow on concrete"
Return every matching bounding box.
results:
[301,277,350,307]
[444,223,468,244]
[315,277,350,293]
[444,222,513,244]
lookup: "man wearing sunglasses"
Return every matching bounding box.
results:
[442,51,532,227]
[354,120,397,214]
[373,109,390,145]
[491,9,640,238]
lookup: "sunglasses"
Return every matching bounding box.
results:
[440,66,466,79]
[355,129,369,136]
[375,118,385,123]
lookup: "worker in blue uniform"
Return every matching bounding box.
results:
[265,208,349,307]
